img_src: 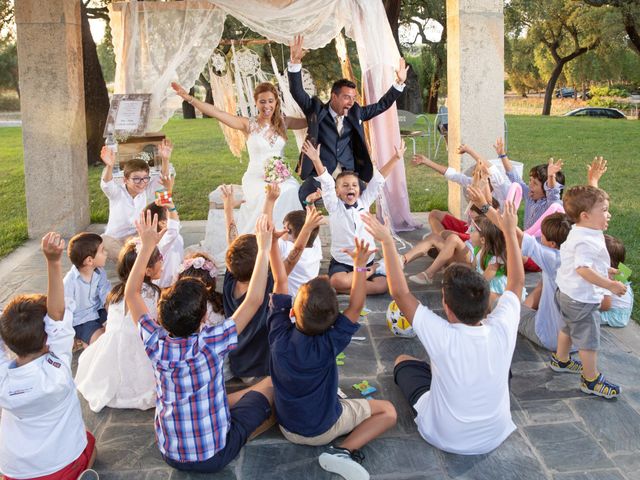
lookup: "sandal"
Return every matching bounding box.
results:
[409,271,433,285]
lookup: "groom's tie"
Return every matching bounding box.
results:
[335,115,344,136]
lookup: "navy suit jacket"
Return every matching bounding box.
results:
[288,69,402,182]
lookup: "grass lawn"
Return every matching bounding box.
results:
[1,115,638,320]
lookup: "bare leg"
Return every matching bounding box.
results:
[403,233,445,265]
[577,349,598,380]
[424,235,470,279]
[524,280,543,309]
[555,331,572,363]
[88,327,105,345]
[428,210,448,236]
[338,400,397,452]
[330,272,388,295]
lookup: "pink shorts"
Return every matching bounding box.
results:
[5,432,96,480]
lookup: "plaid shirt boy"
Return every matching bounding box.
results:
[138,314,237,462]
[506,170,563,230]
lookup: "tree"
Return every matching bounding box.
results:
[505,35,545,97]
[583,0,640,55]
[507,0,603,115]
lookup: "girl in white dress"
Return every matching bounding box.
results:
[171,81,307,233]
[75,239,163,412]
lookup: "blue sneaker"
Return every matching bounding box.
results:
[580,373,620,399]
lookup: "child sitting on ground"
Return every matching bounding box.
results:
[467,185,571,350]
[301,139,404,295]
[412,140,510,237]
[63,232,111,346]
[75,238,163,412]
[125,211,275,474]
[144,173,184,288]
[599,234,633,328]
[0,233,97,479]
[277,206,324,298]
[268,236,396,479]
[362,201,524,455]
[550,185,627,398]
[100,139,172,260]
[221,185,278,382]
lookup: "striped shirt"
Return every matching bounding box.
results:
[506,170,562,230]
[138,314,237,462]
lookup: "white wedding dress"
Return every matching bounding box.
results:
[236,117,301,235]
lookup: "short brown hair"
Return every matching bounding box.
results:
[144,201,167,231]
[123,158,150,178]
[67,232,103,268]
[284,210,320,248]
[604,234,625,268]
[541,212,572,246]
[295,276,339,335]
[562,185,609,223]
[0,294,48,356]
[226,234,258,282]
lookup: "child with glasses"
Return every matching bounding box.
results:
[99,139,172,260]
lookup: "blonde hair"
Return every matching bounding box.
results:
[254,82,287,140]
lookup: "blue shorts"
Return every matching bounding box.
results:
[73,308,107,344]
[163,390,271,473]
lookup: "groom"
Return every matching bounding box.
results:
[288,35,408,206]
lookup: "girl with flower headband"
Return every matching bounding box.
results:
[177,252,233,381]
[75,238,163,412]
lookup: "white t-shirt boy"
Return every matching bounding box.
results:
[411,291,520,455]
[0,308,87,478]
[556,226,610,304]
[278,236,322,298]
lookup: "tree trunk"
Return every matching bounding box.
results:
[199,73,214,118]
[426,52,445,114]
[622,9,640,55]
[182,87,196,119]
[542,62,565,115]
[397,64,422,113]
[80,3,110,165]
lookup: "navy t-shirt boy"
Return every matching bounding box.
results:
[267,293,359,437]
[223,270,274,378]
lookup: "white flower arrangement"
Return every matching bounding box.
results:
[263,156,292,184]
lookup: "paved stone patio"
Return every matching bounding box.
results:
[1,216,639,480]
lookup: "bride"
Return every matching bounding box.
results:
[171,81,306,234]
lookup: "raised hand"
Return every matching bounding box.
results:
[587,156,607,187]
[547,158,564,178]
[41,232,65,262]
[305,188,322,205]
[135,210,166,247]
[393,140,407,160]
[171,82,191,101]
[500,201,518,234]
[289,35,307,64]
[395,57,409,84]
[466,185,491,208]
[303,204,324,230]
[159,174,174,192]
[343,237,377,268]
[157,138,173,160]
[411,154,430,166]
[100,145,116,168]
[221,184,243,209]
[265,183,281,202]
[361,212,393,243]
[493,137,506,156]
[301,140,324,173]
[255,214,273,251]
[456,144,470,155]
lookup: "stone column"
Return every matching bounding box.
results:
[446,0,504,217]
[15,0,89,237]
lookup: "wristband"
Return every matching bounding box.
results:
[498,154,507,159]
[168,206,177,212]
[188,96,195,105]
[355,267,368,272]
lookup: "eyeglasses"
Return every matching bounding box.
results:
[130,176,151,184]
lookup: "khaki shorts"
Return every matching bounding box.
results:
[279,398,371,446]
[101,234,132,261]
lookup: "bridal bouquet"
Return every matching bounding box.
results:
[264,156,292,184]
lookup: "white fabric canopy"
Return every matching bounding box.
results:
[109,0,420,231]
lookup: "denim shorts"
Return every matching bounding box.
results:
[73,308,107,344]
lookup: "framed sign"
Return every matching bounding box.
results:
[103,94,151,138]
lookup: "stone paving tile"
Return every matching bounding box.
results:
[94,423,168,471]
[99,470,173,480]
[511,368,587,402]
[374,336,428,375]
[570,397,640,455]
[610,453,640,480]
[516,399,578,426]
[553,471,627,480]
[524,423,613,472]
[440,431,548,480]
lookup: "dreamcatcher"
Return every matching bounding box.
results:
[230,45,271,117]
[205,50,246,158]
